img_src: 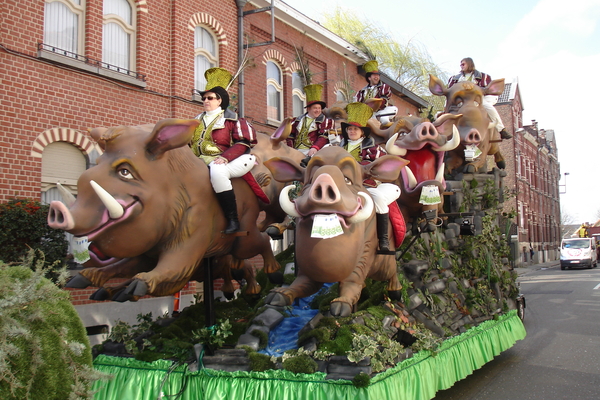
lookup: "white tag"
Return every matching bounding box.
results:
[464,144,481,161]
[419,185,441,205]
[72,236,90,263]
[310,214,344,239]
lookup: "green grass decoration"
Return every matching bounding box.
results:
[0,252,109,400]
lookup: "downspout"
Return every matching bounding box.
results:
[236,0,276,118]
[236,0,248,117]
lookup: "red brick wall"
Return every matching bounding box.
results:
[241,5,419,134]
[66,279,197,306]
[1,0,420,303]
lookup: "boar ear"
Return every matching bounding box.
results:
[363,155,409,182]
[429,74,448,97]
[264,157,304,183]
[89,127,108,150]
[146,119,200,157]
[484,78,505,96]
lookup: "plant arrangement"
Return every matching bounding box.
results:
[0,251,109,400]
[93,173,521,387]
[0,199,68,281]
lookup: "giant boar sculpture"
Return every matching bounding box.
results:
[48,119,283,300]
[369,115,461,231]
[428,75,506,176]
[263,146,409,317]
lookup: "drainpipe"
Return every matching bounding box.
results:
[236,0,248,117]
[236,0,276,118]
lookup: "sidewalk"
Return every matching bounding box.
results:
[514,260,560,276]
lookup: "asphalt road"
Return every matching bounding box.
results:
[433,262,600,400]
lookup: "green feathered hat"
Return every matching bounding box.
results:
[304,84,326,109]
[203,68,233,92]
[201,68,233,110]
[363,60,381,83]
[363,60,380,75]
[341,102,373,138]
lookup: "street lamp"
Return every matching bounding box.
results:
[560,172,569,194]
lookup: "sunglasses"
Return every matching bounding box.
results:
[202,96,218,101]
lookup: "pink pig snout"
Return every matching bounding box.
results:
[48,201,75,230]
[308,173,342,205]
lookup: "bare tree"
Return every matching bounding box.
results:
[561,207,577,238]
[322,7,447,115]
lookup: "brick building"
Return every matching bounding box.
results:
[496,79,561,265]
[1,0,426,340]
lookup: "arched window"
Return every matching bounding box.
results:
[194,27,218,92]
[41,142,88,201]
[291,72,306,117]
[103,0,135,71]
[43,0,85,56]
[267,61,283,123]
[336,90,347,103]
[41,141,90,255]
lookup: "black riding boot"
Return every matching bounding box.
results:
[376,213,391,252]
[216,190,240,234]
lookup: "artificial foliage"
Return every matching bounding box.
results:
[247,351,276,372]
[282,353,318,374]
[0,253,108,400]
[0,199,68,281]
[96,168,522,385]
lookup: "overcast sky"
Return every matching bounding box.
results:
[288,0,600,224]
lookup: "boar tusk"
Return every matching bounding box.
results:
[434,125,460,152]
[90,180,124,219]
[385,133,407,156]
[436,163,445,183]
[279,185,300,218]
[347,192,374,224]
[405,166,418,190]
[57,182,76,207]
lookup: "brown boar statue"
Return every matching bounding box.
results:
[48,119,283,301]
[263,146,409,317]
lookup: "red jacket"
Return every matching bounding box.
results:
[287,113,334,151]
[354,82,392,110]
[341,136,386,188]
[447,70,491,89]
[194,109,256,162]
[340,136,386,164]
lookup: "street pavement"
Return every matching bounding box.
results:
[514,259,560,276]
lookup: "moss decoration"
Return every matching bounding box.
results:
[282,354,318,374]
[0,255,106,400]
[352,372,371,388]
[248,352,276,372]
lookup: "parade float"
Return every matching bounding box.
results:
[45,76,526,399]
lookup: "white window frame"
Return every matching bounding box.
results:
[193,26,218,100]
[102,0,136,72]
[335,89,348,103]
[43,0,85,56]
[267,61,283,124]
[291,71,306,117]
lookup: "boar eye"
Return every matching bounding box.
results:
[474,101,480,107]
[344,176,352,185]
[117,165,134,180]
[455,100,463,108]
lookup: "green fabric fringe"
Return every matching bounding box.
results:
[92,310,526,400]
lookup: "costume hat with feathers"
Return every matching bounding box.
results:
[341,102,373,139]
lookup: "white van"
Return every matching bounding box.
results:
[560,238,598,270]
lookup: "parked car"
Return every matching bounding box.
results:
[560,238,598,270]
